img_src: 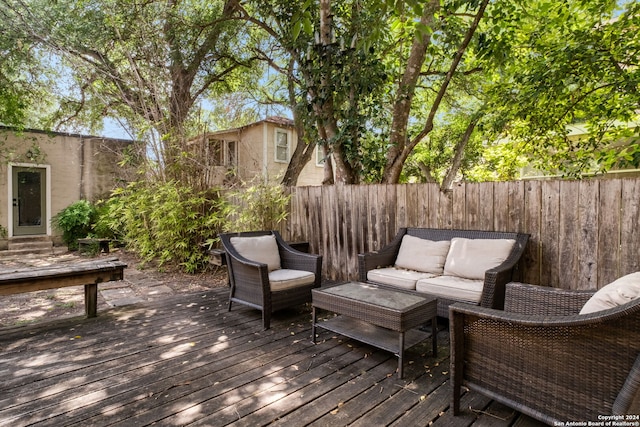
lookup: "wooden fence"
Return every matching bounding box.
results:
[279,178,640,290]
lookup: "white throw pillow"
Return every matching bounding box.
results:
[230,235,281,272]
[443,238,516,280]
[580,272,640,315]
[395,235,451,274]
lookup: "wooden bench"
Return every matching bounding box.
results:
[0,257,127,318]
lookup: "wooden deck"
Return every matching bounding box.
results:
[0,287,548,426]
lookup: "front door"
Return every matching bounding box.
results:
[12,166,47,236]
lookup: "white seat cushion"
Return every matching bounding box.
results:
[269,269,316,291]
[443,238,516,280]
[416,275,484,304]
[367,267,436,290]
[580,272,640,314]
[230,234,281,272]
[395,235,451,275]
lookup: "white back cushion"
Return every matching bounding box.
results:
[230,235,281,272]
[580,272,640,314]
[395,235,451,274]
[444,238,516,280]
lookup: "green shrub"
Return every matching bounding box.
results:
[100,181,230,273]
[226,182,291,232]
[93,198,123,242]
[51,200,98,250]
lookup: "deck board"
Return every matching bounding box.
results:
[0,287,547,426]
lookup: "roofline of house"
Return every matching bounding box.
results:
[0,125,136,144]
[206,116,294,137]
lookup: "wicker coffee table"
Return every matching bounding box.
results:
[311,282,437,378]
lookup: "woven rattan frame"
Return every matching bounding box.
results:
[358,228,530,317]
[220,230,322,330]
[450,281,640,424]
[312,283,436,331]
[311,282,438,378]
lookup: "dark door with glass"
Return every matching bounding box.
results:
[12,166,47,236]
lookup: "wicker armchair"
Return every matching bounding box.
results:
[450,281,640,424]
[220,231,322,330]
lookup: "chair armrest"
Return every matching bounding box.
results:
[223,249,271,301]
[280,247,321,269]
[614,354,640,415]
[504,282,593,315]
[450,301,602,326]
[449,300,640,423]
[273,233,322,280]
[219,232,272,295]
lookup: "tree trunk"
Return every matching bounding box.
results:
[440,114,480,190]
[281,123,315,186]
[313,0,356,184]
[321,143,335,185]
[417,161,438,183]
[383,0,440,183]
[282,59,316,186]
[382,0,490,184]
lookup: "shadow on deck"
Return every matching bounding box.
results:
[0,287,548,426]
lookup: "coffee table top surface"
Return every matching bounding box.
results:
[314,281,435,312]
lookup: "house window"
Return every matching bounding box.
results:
[275,129,289,163]
[207,138,237,167]
[315,144,326,167]
[226,140,237,167]
[211,142,223,166]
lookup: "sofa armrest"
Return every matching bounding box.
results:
[357,228,406,282]
[480,232,529,309]
[357,251,396,281]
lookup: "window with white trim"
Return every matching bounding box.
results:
[207,138,237,167]
[275,129,289,163]
[226,140,237,166]
[315,144,326,167]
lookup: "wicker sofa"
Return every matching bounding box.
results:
[358,228,529,317]
[450,279,640,424]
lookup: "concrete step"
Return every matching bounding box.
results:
[8,241,52,250]
[0,246,68,259]
[0,237,63,258]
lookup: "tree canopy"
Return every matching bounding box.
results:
[0,0,638,187]
[236,0,639,185]
[1,0,256,188]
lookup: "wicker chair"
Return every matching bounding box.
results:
[220,231,322,330]
[450,281,640,424]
